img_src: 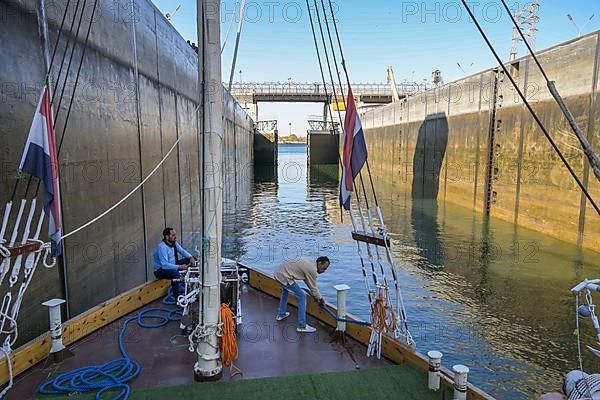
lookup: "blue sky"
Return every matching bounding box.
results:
[152,0,598,134]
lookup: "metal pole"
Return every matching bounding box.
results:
[38,0,71,319]
[334,284,350,332]
[194,0,223,382]
[227,0,246,92]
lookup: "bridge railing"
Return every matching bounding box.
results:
[228,81,430,97]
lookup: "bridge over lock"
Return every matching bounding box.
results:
[228,81,429,121]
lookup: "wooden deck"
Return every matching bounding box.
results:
[7,284,390,399]
[1,267,495,399]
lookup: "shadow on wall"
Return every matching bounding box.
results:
[412,112,449,200]
[410,112,448,270]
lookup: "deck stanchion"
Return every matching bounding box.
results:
[427,350,443,391]
[334,284,350,333]
[42,298,73,364]
[452,364,469,400]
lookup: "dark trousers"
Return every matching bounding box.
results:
[154,263,187,299]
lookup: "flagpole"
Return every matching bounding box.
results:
[37,0,71,318]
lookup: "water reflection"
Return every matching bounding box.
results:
[410,198,445,270]
[223,144,600,400]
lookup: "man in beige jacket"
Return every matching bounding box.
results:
[274,256,330,333]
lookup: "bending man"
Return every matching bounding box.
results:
[153,227,196,299]
[274,256,330,333]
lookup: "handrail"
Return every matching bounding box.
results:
[229,81,431,97]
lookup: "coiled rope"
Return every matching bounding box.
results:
[162,286,178,306]
[370,293,397,335]
[220,303,242,378]
[38,307,181,400]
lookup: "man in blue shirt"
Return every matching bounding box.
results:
[153,227,196,299]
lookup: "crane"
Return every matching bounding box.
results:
[386,66,401,103]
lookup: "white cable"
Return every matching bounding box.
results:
[0,202,12,241]
[41,243,55,269]
[348,205,373,303]
[6,200,25,248]
[62,130,186,240]
[26,211,46,272]
[9,200,36,287]
[0,200,27,285]
[0,294,13,339]
[0,343,13,399]
[354,195,383,286]
[221,0,239,54]
[61,99,202,241]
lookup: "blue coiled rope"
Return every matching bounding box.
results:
[162,286,178,305]
[38,306,182,400]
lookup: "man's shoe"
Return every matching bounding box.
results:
[296,324,317,333]
[276,312,290,321]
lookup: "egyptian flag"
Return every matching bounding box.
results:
[340,87,368,210]
[18,86,62,256]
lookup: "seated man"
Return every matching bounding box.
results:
[153,227,196,299]
[273,256,330,333]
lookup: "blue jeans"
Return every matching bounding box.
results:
[154,268,183,298]
[277,282,306,328]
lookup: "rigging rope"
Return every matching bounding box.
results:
[10,0,76,202]
[499,0,600,184]
[55,0,99,157]
[50,0,86,107]
[221,0,238,53]
[305,0,374,307]
[62,130,183,240]
[52,0,90,117]
[46,0,73,81]
[305,0,414,348]
[460,0,600,217]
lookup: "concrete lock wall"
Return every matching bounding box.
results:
[361,32,600,253]
[308,132,339,165]
[254,131,277,166]
[0,0,254,345]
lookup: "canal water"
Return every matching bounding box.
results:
[224,144,600,399]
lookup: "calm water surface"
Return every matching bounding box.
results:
[223,144,600,399]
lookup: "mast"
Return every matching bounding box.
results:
[195,0,223,381]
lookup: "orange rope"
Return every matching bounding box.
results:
[370,291,397,334]
[220,303,243,378]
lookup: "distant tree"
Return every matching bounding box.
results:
[279,134,306,143]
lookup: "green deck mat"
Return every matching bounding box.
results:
[39,364,451,399]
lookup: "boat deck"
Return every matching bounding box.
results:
[5,283,441,399]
